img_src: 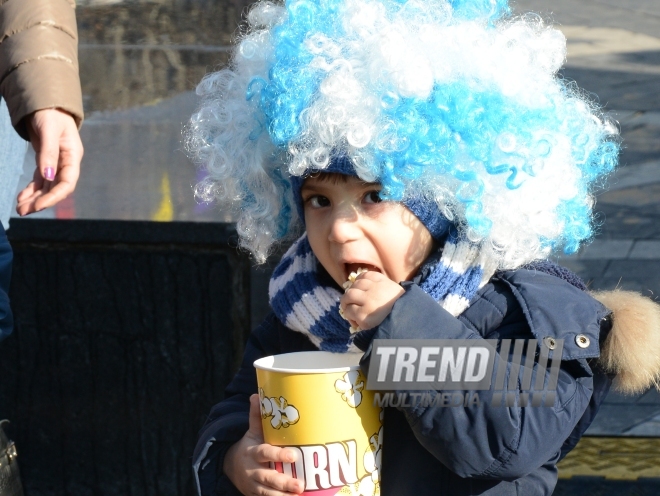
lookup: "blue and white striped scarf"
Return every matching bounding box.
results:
[269,232,497,353]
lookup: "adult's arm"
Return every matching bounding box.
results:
[0,0,83,138]
[0,0,85,214]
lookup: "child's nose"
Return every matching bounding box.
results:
[328,210,361,244]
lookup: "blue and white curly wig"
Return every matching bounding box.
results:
[186,0,619,267]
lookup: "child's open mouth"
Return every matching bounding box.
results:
[343,263,380,285]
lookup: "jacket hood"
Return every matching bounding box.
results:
[498,269,608,362]
[591,290,660,395]
[501,270,660,395]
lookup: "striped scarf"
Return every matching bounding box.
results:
[269,232,497,353]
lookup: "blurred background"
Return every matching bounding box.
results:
[11,0,660,238]
[10,0,660,268]
[13,0,253,224]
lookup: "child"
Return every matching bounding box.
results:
[187,0,660,494]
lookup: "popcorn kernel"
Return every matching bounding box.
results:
[343,267,368,291]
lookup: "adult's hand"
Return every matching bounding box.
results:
[16,108,83,216]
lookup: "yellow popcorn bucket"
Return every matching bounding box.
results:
[254,351,383,496]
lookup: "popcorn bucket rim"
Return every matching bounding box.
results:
[254,351,362,374]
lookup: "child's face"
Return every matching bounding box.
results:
[301,174,434,287]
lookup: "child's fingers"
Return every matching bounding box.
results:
[249,484,302,496]
[346,273,390,294]
[255,468,304,494]
[252,443,298,464]
[341,286,368,306]
[247,394,264,440]
[340,274,404,330]
[340,289,368,324]
[355,270,387,282]
[346,278,373,293]
[343,303,369,326]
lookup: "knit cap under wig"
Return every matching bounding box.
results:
[186,0,619,266]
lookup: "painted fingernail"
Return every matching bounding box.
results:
[45,167,55,180]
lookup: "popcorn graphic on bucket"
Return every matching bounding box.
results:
[254,351,383,495]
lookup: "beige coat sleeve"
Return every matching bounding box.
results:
[0,0,84,140]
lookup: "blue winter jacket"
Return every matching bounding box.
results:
[193,268,613,496]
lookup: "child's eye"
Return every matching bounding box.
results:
[306,195,330,208]
[364,191,382,204]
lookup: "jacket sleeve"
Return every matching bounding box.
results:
[193,314,285,496]
[360,283,594,481]
[0,0,83,139]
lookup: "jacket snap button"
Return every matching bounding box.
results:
[575,334,590,348]
[543,336,556,350]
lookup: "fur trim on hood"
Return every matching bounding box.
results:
[591,290,660,395]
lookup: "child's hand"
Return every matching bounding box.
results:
[340,271,405,331]
[223,394,304,496]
